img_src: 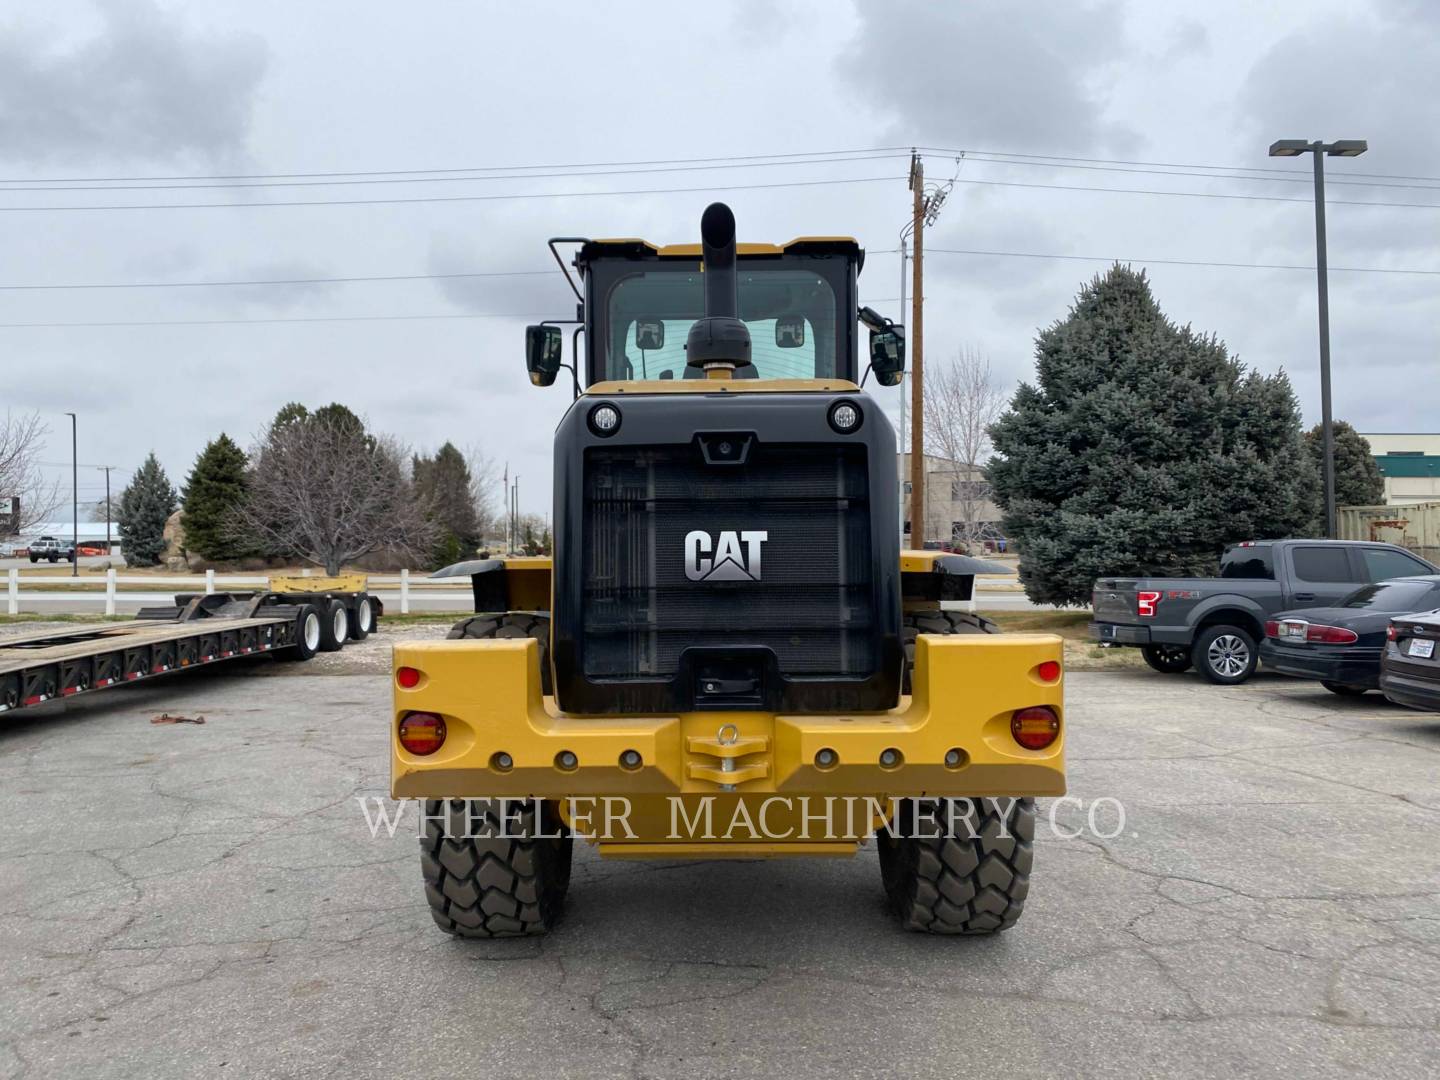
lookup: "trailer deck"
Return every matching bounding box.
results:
[0,582,379,714]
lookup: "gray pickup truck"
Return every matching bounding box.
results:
[1090,539,1439,684]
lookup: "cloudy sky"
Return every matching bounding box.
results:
[3,0,1437,519]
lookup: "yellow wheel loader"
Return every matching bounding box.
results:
[392,203,1064,936]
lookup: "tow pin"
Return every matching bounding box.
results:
[718,723,739,791]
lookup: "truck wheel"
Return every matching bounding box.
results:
[48,554,57,563]
[449,613,552,695]
[28,555,37,563]
[1322,681,1368,696]
[1142,644,1192,673]
[1193,624,1258,685]
[902,610,998,693]
[283,603,323,661]
[318,599,348,652]
[420,798,572,938]
[348,594,375,640]
[878,797,1034,934]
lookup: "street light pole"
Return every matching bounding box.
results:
[63,412,77,577]
[97,466,114,553]
[1268,138,1368,539]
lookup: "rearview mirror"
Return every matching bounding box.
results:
[775,314,806,349]
[869,325,906,387]
[525,324,564,387]
[635,319,665,351]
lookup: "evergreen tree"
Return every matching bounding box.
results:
[413,442,479,567]
[118,452,177,567]
[181,434,252,560]
[1305,420,1385,507]
[989,265,1318,606]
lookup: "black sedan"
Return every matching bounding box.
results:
[1380,608,1440,711]
[1260,576,1440,696]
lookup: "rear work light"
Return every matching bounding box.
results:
[1011,706,1060,751]
[1137,591,1161,617]
[1306,624,1359,644]
[398,712,446,755]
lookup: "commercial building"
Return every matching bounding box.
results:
[898,453,1004,551]
[1360,433,1440,506]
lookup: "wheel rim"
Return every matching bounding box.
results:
[1207,635,1249,677]
[333,606,348,641]
[303,612,321,651]
[357,599,372,632]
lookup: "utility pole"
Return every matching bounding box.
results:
[898,233,908,544]
[96,466,114,552]
[908,152,926,548]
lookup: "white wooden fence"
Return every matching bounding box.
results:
[4,567,469,616]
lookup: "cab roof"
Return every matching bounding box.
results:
[575,235,864,271]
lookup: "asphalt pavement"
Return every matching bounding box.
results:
[1,652,1436,1078]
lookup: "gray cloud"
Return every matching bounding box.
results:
[838,0,1135,153]
[0,0,266,167]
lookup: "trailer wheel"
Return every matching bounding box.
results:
[420,798,572,938]
[878,797,1034,935]
[348,595,375,641]
[281,604,323,661]
[318,599,348,652]
[448,613,552,695]
[1193,624,1258,685]
[902,610,998,693]
[1142,644,1193,673]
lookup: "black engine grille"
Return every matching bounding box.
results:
[581,443,874,680]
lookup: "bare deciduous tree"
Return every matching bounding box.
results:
[235,412,436,575]
[0,411,62,535]
[923,349,1007,552]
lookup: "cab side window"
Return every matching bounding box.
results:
[1290,546,1358,583]
[1361,547,1433,582]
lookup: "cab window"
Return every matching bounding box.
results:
[1290,546,1358,583]
[1361,547,1433,582]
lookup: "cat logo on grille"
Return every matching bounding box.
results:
[684,530,768,582]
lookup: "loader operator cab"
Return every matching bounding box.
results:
[525,208,905,391]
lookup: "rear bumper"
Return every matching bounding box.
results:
[1379,669,1440,712]
[391,633,1066,810]
[1090,621,1150,645]
[1258,642,1381,688]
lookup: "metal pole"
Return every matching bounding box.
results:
[898,235,908,544]
[66,413,77,577]
[908,153,926,549]
[1311,142,1336,538]
[98,466,112,553]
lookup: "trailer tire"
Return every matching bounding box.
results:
[448,613,552,695]
[1142,644,1193,673]
[282,604,323,661]
[1193,624,1258,685]
[318,599,348,652]
[348,595,375,641]
[878,797,1034,935]
[420,798,572,938]
[902,610,998,694]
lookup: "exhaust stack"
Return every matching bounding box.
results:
[686,202,752,375]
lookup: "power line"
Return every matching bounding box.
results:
[0,147,911,185]
[922,247,1440,276]
[0,152,909,194]
[0,310,549,329]
[0,268,555,292]
[939,151,1440,193]
[916,145,1440,187]
[0,173,904,213]
[942,175,1439,209]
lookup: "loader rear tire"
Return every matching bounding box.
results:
[902,610,999,694]
[420,798,572,938]
[448,612,552,695]
[878,797,1035,935]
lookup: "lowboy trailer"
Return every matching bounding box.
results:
[0,577,380,715]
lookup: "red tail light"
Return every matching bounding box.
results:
[398,712,446,755]
[1036,660,1061,683]
[1306,624,1358,644]
[1137,591,1160,618]
[1011,706,1060,750]
[1264,620,1280,638]
[1386,624,1398,642]
[396,666,421,689]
